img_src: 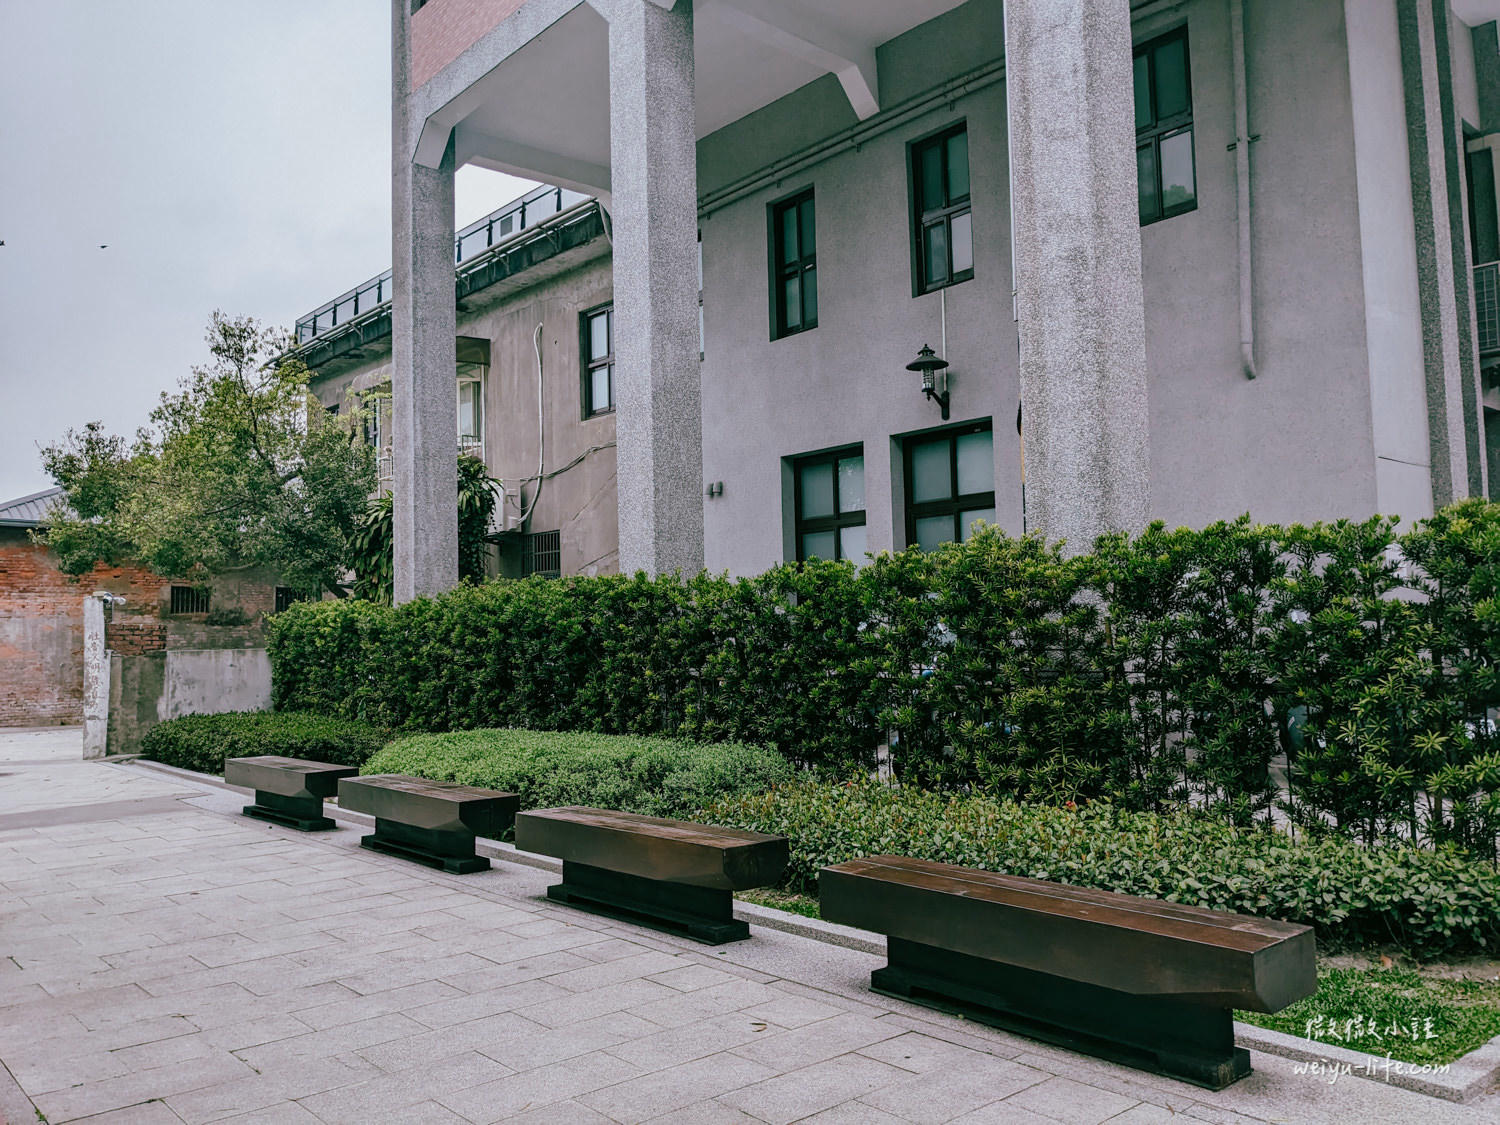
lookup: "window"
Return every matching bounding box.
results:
[903,422,995,551]
[911,123,973,294]
[793,447,866,562]
[169,585,210,615]
[698,231,705,358]
[1467,149,1499,265]
[522,530,562,578]
[770,190,817,338]
[457,364,484,456]
[1135,27,1196,225]
[582,304,614,417]
[274,587,306,613]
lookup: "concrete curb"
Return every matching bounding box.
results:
[118,756,1500,1104]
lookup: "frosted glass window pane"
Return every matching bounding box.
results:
[802,530,836,561]
[951,212,973,275]
[1138,143,1158,222]
[1154,37,1189,119]
[910,440,951,503]
[800,200,816,257]
[840,524,867,562]
[784,275,802,329]
[915,515,953,553]
[946,130,970,201]
[1160,130,1196,210]
[697,238,703,290]
[837,456,865,513]
[803,267,817,325]
[782,205,799,261]
[590,313,610,360]
[924,224,948,286]
[699,303,705,355]
[960,508,996,541]
[956,430,993,495]
[591,367,611,413]
[799,461,835,518]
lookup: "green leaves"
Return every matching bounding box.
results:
[139,711,387,774]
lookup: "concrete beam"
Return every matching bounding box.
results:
[701,0,879,120]
[1005,0,1150,550]
[454,124,612,196]
[607,0,705,575]
[393,0,459,602]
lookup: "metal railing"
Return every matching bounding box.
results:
[295,184,590,345]
[1477,261,1500,356]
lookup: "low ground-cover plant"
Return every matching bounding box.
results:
[364,728,792,820]
[139,711,388,774]
[1238,966,1500,1067]
[701,781,1500,960]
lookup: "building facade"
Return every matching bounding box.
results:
[293,185,621,578]
[386,0,1500,592]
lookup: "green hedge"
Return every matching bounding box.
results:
[700,781,1500,960]
[139,711,388,775]
[363,728,793,820]
[269,500,1500,855]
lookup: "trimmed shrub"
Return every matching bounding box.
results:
[363,728,793,820]
[139,711,388,775]
[701,781,1500,960]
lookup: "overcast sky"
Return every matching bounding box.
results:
[0,0,532,502]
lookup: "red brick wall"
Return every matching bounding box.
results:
[411,0,525,90]
[0,531,167,727]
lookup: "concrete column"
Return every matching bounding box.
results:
[392,0,459,603]
[606,0,706,576]
[1004,0,1150,552]
[82,592,110,760]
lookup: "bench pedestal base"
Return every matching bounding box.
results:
[242,791,336,832]
[360,819,489,875]
[547,861,749,944]
[872,938,1251,1090]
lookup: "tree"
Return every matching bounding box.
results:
[39,312,375,597]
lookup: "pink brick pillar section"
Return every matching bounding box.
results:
[410,0,527,90]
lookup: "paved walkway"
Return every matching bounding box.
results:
[1,727,1496,1125]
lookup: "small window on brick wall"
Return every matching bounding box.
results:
[169,585,210,614]
[522,531,562,578]
[274,587,305,613]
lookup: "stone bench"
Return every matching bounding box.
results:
[337,774,519,874]
[514,806,789,944]
[225,756,358,832]
[819,855,1317,1089]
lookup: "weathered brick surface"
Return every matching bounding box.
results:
[410,0,524,90]
[0,532,168,727]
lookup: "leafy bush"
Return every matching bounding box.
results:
[269,501,1500,854]
[701,781,1500,960]
[139,711,388,775]
[364,728,793,819]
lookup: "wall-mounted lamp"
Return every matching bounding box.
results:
[906,344,950,420]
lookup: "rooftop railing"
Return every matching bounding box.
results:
[295,184,590,345]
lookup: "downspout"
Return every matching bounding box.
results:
[1231,0,1258,379]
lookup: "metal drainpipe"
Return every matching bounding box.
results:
[1231,0,1258,379]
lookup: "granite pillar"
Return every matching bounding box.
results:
[1004,0,1151,551]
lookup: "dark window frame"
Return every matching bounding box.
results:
[792,445,866,563]
[908,121,974,296]
[169,585,210,615]
[521,530,562,578]
[1135,25,1197,226]
[580,302,615,418]
[902,420,996,550]
[767,188,818,340]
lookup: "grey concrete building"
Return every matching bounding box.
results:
[292,184,621,578]
[386,0,1500,592]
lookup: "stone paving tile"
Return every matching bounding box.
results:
[163,1055,381,1124]
[859,1052,1050,1124]
[294,1049,513,1125]
[575,1050,775,1123]
[729,1010,906,1071]
[495,1101,619,1124]
[607,1010,785,1071]
[474,1011,662,1072]
[717,1051,912,1125]
[1001,1075,1144,1125]
[436,1047,642,1123]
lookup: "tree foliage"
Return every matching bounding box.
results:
[39,313,375,596]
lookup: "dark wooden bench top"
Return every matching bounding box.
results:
[515,806,788,891]
[338,775,519,840]
[224,756,356,799]
[820,855,1316,1012]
